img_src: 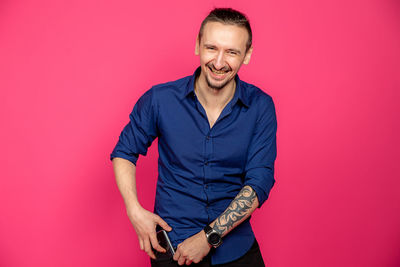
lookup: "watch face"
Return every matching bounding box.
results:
[209,233,221,245]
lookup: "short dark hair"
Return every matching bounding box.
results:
[198,8,252,52]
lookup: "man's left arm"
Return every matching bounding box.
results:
[173,185,259,265]
[174,95,277,265]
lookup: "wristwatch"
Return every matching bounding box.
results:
[203,225,222,248]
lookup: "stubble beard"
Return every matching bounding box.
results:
[205,75,231,90]
[205,64,234,90]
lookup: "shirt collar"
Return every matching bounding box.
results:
[183,67,250,108]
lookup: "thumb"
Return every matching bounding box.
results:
[156,216,172,232]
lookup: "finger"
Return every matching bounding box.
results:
[173,247,181,261]
[144,239,156,259]
[178,255,186,266]
[150,232,166,253]
[156,216,172,231]
[139,239,144,250]
[193,256,202,264]
[185,259,192,265]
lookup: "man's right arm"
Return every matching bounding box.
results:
[112,157,172,259]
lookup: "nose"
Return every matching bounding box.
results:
[214,51,225,70]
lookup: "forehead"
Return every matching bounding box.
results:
[201,22,248,51]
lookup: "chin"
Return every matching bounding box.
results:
[206,78,228,90]
[206,75,234,90]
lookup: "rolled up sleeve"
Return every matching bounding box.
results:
[244,95,277,208]
[110,88,158,165]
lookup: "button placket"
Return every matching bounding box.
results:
[203,131,213,211]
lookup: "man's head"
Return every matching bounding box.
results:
[198,8,252,52]
[195,8,253,90]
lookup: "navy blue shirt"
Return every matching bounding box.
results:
[110,67,277,264]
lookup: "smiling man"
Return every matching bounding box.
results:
[111,8,277,267]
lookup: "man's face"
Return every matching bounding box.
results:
[195,22,253,90]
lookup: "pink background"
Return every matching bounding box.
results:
[1,0,399,266]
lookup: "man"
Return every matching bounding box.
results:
[111,8,277,267]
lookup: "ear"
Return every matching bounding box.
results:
[195,35,200,55]
[243,46,253,65]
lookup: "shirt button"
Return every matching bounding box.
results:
[204,184,208,189]
[204,161,208,165]
[206,135,210,140]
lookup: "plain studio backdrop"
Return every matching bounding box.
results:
[1,0,399,266]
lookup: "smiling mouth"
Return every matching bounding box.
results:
[208,65,230,75]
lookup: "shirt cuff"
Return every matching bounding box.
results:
[244,178,275,208]
[110,151,138,165]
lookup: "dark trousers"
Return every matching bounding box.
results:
[150,239,265,267]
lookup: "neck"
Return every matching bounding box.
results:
[194,74,236,109]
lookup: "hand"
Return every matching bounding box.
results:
[173,230,211,265]
[127,205,172,259]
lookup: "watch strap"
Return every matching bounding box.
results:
[204,224,213,234]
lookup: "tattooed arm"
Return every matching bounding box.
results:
[173,186,259,265]
[210,185,258,237]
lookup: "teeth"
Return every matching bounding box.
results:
[211,68,227,75]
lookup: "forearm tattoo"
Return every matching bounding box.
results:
[212,185,257,236]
